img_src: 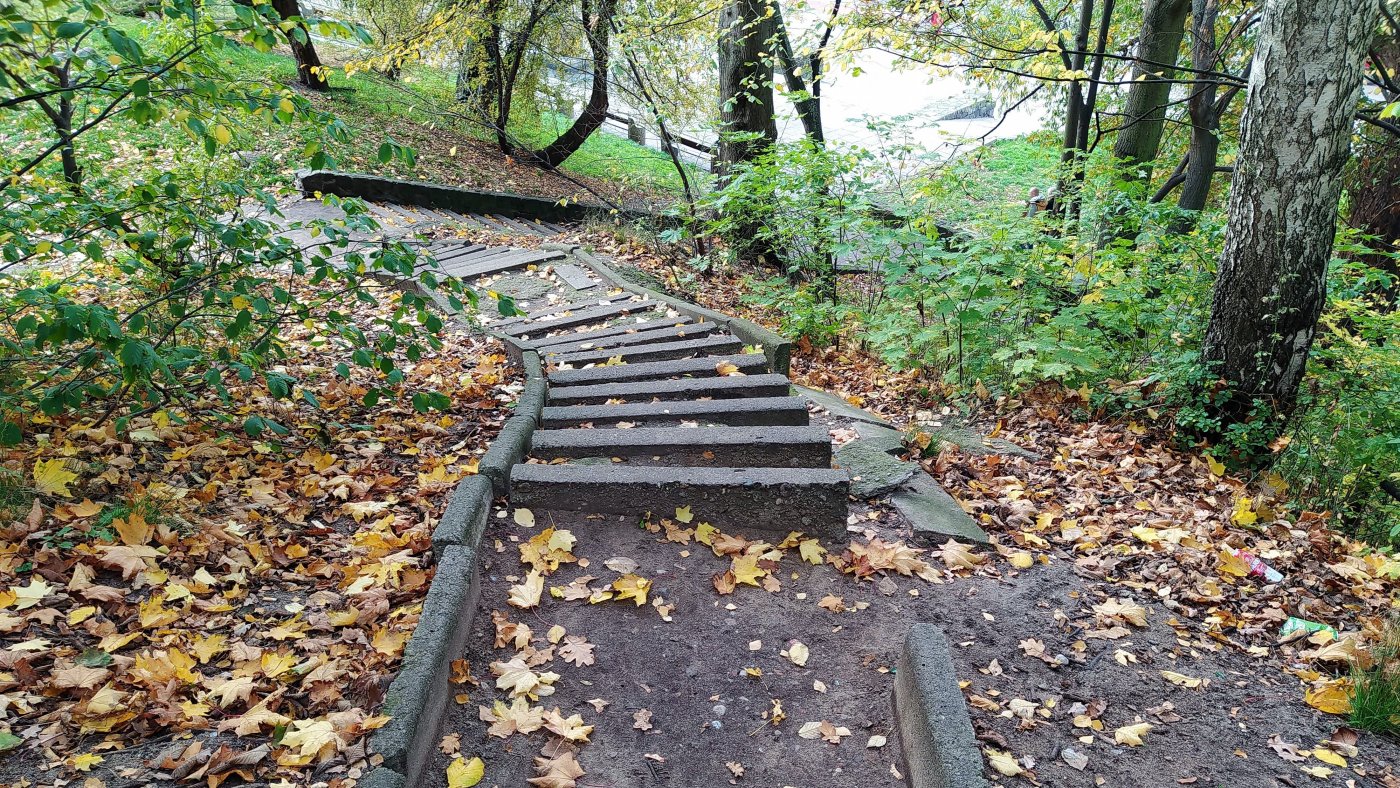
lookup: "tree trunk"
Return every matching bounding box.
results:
[1201,0,1381,419]
[1110,0,1190,181]
[271,0,329,91]
[773,3,823,143]
[716,0,778,181]
[1176,0,1222,212]
[1347,129,1400,299]
[528,0,616,169]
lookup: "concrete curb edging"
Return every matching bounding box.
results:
[365,538,485,787]
[893,623,989,788]
[574,250,793,377]
[296,170,665,225]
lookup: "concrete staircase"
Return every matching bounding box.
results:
[497,295,850,535]
[275,191,851,536]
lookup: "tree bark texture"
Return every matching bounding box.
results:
[271,0,330,91]
[1110,0,1190,180]
[1177,0,1222,212]
[716,0,777,180]
[1201,0,1381,415]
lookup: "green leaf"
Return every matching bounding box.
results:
[0,732,21,752]
[55,21,87,38]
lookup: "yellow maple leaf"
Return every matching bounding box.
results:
[72,753,104,772]
[694,522,717,546]
[12,577,52,610]
[731,554,766,587]
[1113,722,1152,746]
[1205,454,1226,476]
[33,458,78,497]
[798,539,826,565]
[611,574,650,606]
[508,572,545,609]
[1231,497,1258,526]
[1304,680,1352,715]
[447,756,485,787]
[674,505,694,524]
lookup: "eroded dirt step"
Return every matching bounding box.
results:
[549,334,746,366]
[509,464,850,534]
[546,353,770,386]
[547,374,792,407]
[425,508,910,788]
[503,300,659,338]
[541,396,810,428]
[530,425,833,467]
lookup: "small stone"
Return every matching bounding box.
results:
[712,704,727,717]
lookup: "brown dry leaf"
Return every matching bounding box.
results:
[632,708,653,731]
[558,636,596,667]
[528,750,586,788]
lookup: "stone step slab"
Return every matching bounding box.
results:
[502,300,658,338]
[509,464,850,535]
[548,334,744,366]
[526,316,696,350]
[538,321,719,357]
[541,396,809,428]
[546,353,769,386]
[547,373,791,406]
[451,249,566,279]
[553,264,597,289]
[530,426,832,467]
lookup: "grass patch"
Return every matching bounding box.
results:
[1352,620,1400,736]
[919,132,1063,225]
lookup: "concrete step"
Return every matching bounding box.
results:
[548,373,791,406]
[538,321,720,357]
[449,249,566,279]
[541,396,810,428]
[509,464,850,535]
[428,243,490,263]
[553,263,598,289]
[503,300,658,338]
[548,334,744,366]
[530,426,832,467]
[526,316,697,350]
[546,353,769,387]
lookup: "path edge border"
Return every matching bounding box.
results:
[295,170,666,226]
[359,295,548,788]
[892,623,989,788]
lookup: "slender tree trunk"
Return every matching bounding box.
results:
[773,3,823,142]
[1111,0,1191,181]
[271,0,329,91]
[528,0,617,168]
[1177,0,1222,212]
[1201,0,1381,419]
[716,0,778,181]
[1347,129,1400,300]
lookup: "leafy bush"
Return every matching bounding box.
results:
[703,133,1400,539]
[0,0,467,442]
